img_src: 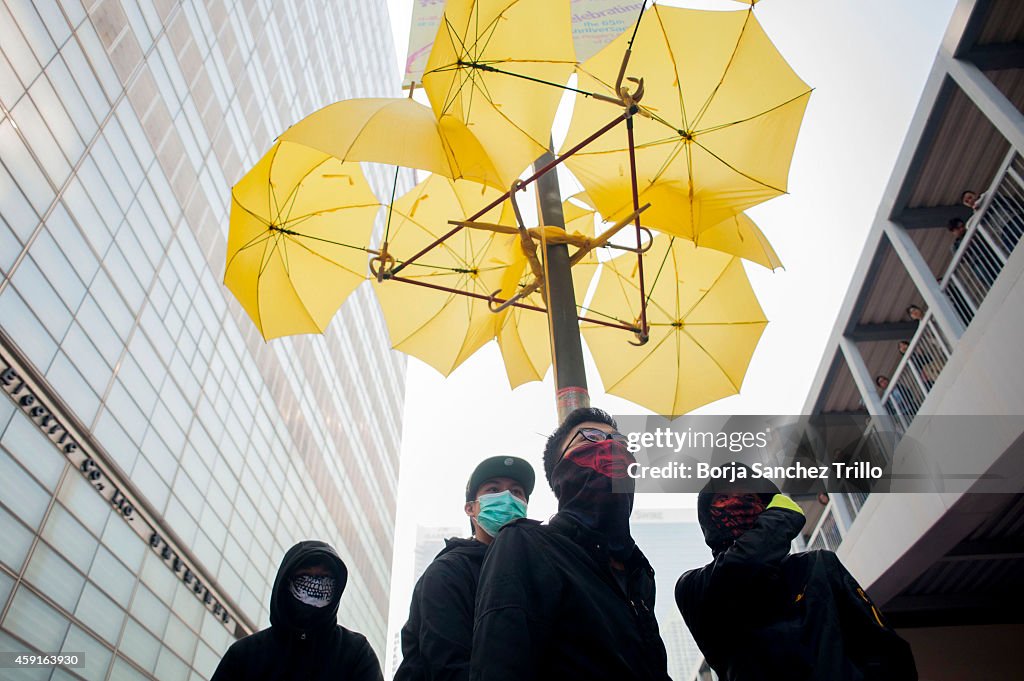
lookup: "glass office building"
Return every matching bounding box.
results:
[0,1,405,679]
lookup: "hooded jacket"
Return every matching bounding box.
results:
[676,488,917,681]
[211,540,383,681]
[470,514,671,681]
[395,537,488,681]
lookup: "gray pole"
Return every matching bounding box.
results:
[533,147,590,421]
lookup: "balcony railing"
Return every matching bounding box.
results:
[880,313,952,432]
[942,150,1024,325]
[879,150,1022,433]
[806,503,844,552]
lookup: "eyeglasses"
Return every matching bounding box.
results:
[559,427,629,461]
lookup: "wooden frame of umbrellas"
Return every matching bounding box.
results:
[224,0,810,418]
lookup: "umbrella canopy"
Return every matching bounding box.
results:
[373,174,526,376]
[422,0,576,187]
[496,198,601,388]
[582,235,768,416]
[562,5,810,251]
[224,141,379,340]
[279,97,506,189]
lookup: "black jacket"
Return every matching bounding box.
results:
[470,514,670,681]
[211,540,383,681]
[676,501,917,681]
[395,537,488,681]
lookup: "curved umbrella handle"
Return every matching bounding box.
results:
[368,249,396,282]
[488,288,525,314]
[605,226,655,254]
[629,327,650,346]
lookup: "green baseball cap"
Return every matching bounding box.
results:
[465,456,536,502]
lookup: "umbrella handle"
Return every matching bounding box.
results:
[488,288,525,314]
[488,276,545,314]
[620,77,644,107]
[605,226,655,254]
[368,249,396,282]
[629,328,650,347]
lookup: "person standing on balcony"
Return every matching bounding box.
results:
[396,455,535,681]
[676,466,918,681]
[948,218,999,290]
[962,189,1023,251]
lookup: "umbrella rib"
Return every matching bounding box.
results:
[653,4,689,132]
[692,9,753,131]
[388,212,475,270]
[644,237,674,312]
[287,234,371,278]
[282,203,381,230]
[274,155,353,228]
[682,326,743,393]
[229,229,275,262]
[679,257,735,319]
[251,234,277,331]
[392,276,461,348]
[605,327,675,393]
[474,84,551,151]
[693,138,787,195]
[685,140,696,235]
[695,90,813,136]
[265,142,282,225]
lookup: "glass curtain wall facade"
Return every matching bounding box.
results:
[0,1,406,679]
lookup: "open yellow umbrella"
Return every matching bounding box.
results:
[496,198,602,388]
[372,174,526,376]
[224,141,379,340]
[582,235,768,416]
[422,0,576,187]
[278,97,506,189]
[562,5,810,250]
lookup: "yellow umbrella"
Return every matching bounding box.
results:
[278,97,506,189]
[496,198,601,388]
[562,5,810,250]
[372,174,526,376]
[582,235,768,416]
[422,0,576,188]
[224,141,379,340]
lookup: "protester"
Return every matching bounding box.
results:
[676,467,917,680]
[211,541,382,681]
[396,455,535,681]
[470,407,670,681]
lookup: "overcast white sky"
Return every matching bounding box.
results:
[378,0,958,668]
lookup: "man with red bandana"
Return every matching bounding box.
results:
[469,408,670,681]
[676,464,917,680]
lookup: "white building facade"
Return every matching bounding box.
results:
[787,0,1024,678]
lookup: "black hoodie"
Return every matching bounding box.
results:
[211,540,383,681]
[470,515,670,681]
[676,482,917,681]
[395,537,488,681]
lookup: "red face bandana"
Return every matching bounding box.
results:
[552,439,636,557]
[563,438,634,478]
[708,494,766,539]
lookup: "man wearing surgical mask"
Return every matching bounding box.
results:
[470,408,670,681]
[396,455,535,681]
